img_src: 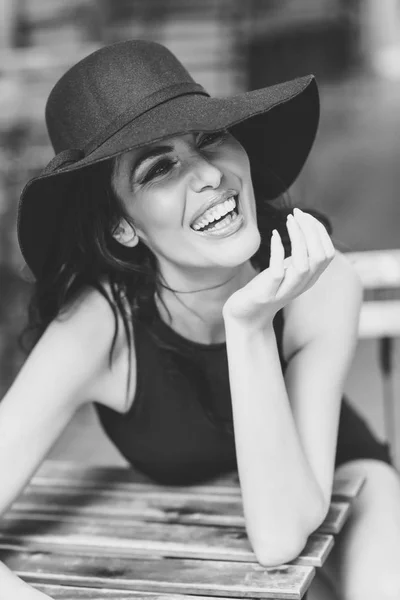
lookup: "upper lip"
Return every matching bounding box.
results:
[190,189,238,227]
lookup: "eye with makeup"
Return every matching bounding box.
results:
[197,130,228,148]
[135,130,229,185]
[139,157,177,184]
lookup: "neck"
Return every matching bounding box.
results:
[154,261,260,344]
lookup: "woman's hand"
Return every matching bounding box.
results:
[222,208,335,329]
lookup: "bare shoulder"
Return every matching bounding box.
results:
[282,251,363,361]
[25,284,136,413]
[61,284,137,413]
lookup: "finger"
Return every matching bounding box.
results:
[292,208,328,269]
[245,230,285,300]
[257,229,285,294]
[295,209,336,264]
[312,216,336,260]
[269,229,285,278]
[286,213,309,274]
[283,256,291,270]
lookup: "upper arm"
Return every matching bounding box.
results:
[0,287,135,514]
[281,251,363,502]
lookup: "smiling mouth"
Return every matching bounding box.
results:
[190,195,240,232]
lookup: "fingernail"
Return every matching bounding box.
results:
[294,208,303,216]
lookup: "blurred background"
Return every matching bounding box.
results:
[0,0,399,467]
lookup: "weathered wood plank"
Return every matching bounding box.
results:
[32,587,233,600]
[1,547,315,599]
[332,474,366,500]
[33,461,365,500]
[32,461,241,493]
[318,502,350,535]
[13,486,351,536]
[0,513,334,567]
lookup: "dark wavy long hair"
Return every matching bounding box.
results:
[22,143,331,433]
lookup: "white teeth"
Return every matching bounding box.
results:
[195,211,239,235]
[192,197,236,230]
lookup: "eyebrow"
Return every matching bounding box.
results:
[130,144,174,178]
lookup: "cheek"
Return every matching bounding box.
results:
[131,188,183,231]
[225,136,252,177]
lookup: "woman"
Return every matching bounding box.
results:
[1,39,400,599]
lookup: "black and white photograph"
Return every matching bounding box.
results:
[0,1,399,598]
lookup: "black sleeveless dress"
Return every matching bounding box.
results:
[94,304,391,485]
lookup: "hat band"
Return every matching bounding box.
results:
[84,82,209,157]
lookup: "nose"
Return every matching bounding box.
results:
[189,154,222,192]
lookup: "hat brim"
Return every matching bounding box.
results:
[18,75,319,277]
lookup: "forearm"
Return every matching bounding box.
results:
[224,318,326,565]
[283,337,350,505]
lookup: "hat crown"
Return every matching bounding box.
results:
[45,40,198,154]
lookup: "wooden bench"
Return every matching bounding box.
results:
[0,460,365,600]
[345,249,400,338]
[345,249,400,461]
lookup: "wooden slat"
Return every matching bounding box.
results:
[318,502,350,535]
[33,461,242,490]
[332,473,365,499]
[0,513,334,567]
[13,486,351,536]
[1,547,315,599]
[32,587,234,600]
[30,474,242,494]
[33,460,365,500]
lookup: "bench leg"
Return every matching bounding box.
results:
[379,337,396,462]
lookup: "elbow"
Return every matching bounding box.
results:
[251,529,309,568]
[307,488,330,533]
[249,498,328,568]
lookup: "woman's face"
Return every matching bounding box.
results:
[112,130,261,285]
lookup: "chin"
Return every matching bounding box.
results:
[219,226,261,268]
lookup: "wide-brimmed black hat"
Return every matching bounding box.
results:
[18,39,319,278]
